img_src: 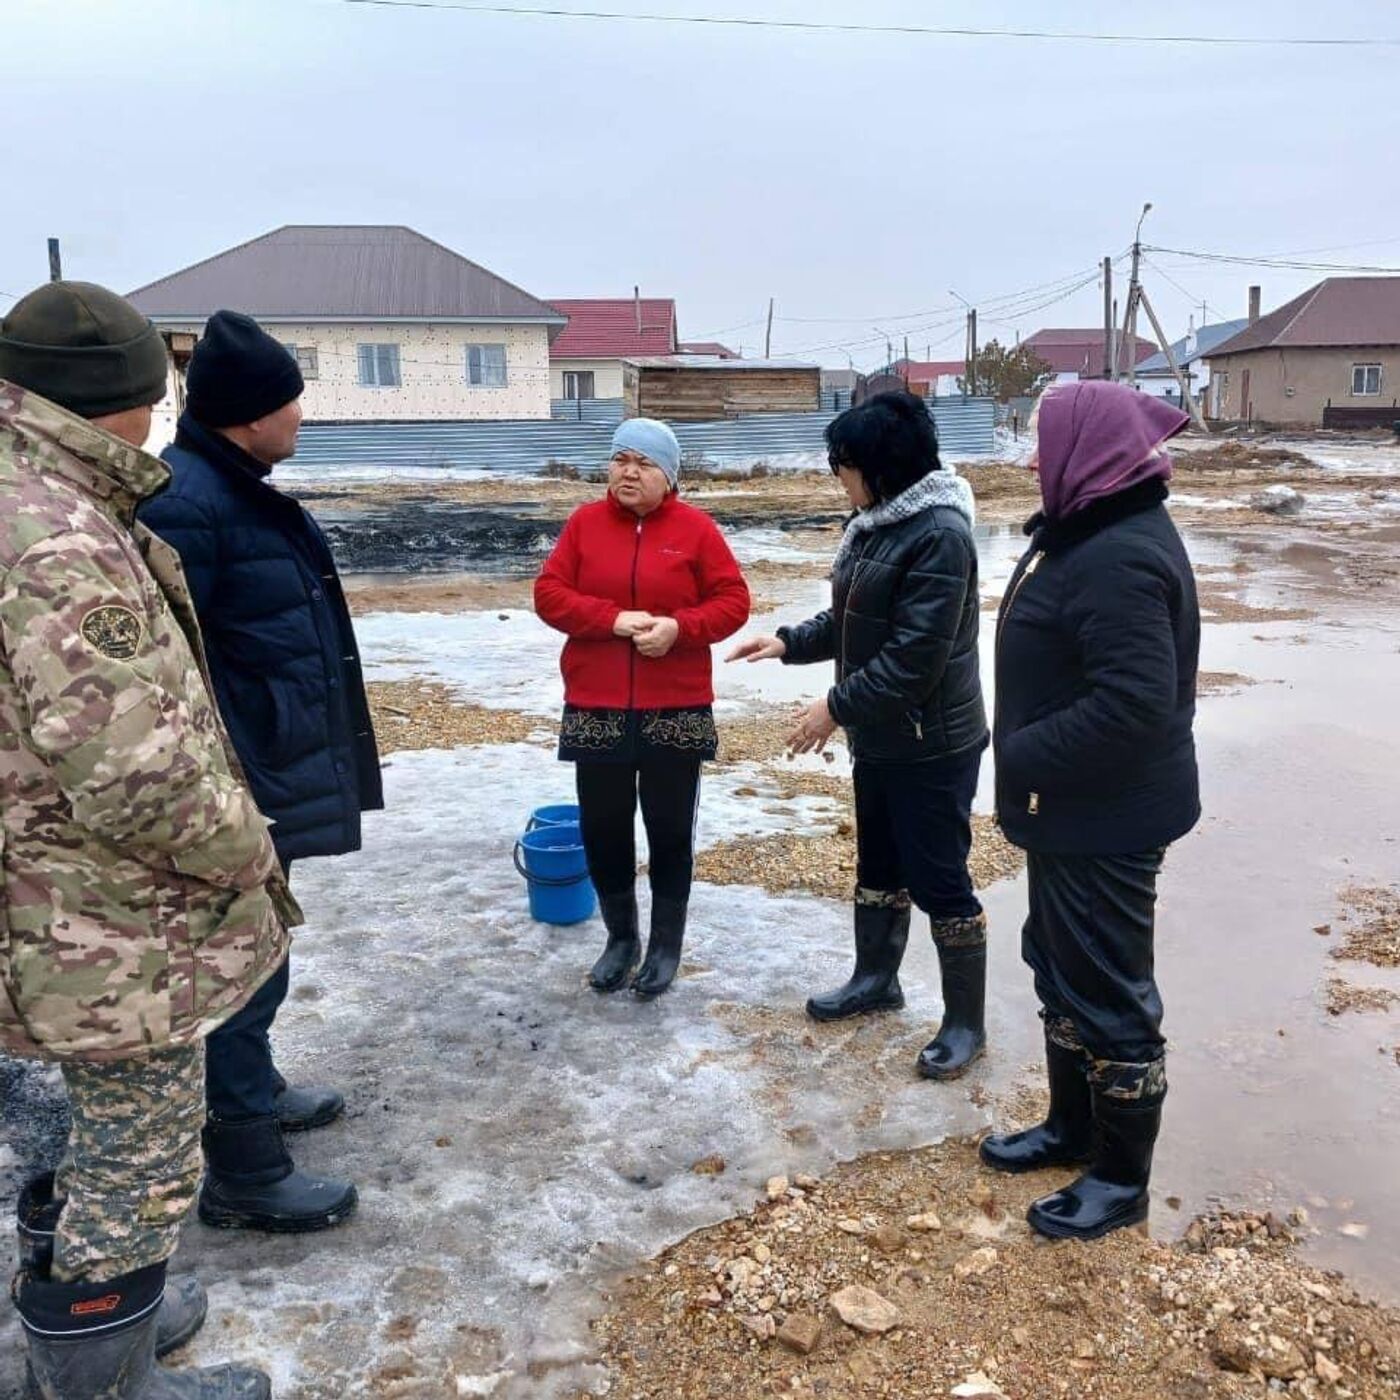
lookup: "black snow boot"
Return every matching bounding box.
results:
[199,1116,357,1234]
[588,891,641,992]
[271,1067,345,1134]
[980,1018,1094,1173]
[632,896,687,999]
[1027,1064,1166,1241]
[14,1258,269,1398]
[916,915,988,1080]
[806,890,910,1023]
[17,1174,207,1358]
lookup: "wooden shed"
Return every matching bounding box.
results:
[622,356,821,421]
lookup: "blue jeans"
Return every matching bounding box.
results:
[853,746,984,920]
[204,956,289,1122]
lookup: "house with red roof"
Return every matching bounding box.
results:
[548,296,679,401]
[1022,328,1156,383]
[890,358,966,397]
[1205,278,1400,427]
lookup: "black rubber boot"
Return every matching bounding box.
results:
[588,891,641,993]
[980,1024,1094,1173]
[806,891,910,1023]
[15,1259,270,1398]
[271,1068,345,1133]
[199,1116,357,1234]
[1027,1073,1165,1241]
[17,1175,207,1359]
[916,916,987,1080]
[632,896,687,1000]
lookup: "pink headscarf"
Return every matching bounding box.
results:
[1035,380,1190,521]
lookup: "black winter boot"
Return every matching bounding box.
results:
[806,890,910,1023]
[199,1116,357,1234]
[916,915,988,1080]
[14,1259,269,1398]
[980,1021,1094,1173]
[1027,1061,1166,1241]
[589,891,641,992]
[17,1175,207,1358]
[632,896,687,999]
[271,1067,345,1133]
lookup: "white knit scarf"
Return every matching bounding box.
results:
[832,469,976,573]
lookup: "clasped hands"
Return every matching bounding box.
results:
[613,610,680,658]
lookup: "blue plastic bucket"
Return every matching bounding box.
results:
[513,821,597,925]
[527,803,581,832]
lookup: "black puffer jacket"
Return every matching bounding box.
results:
[140,414,383,863]
[994,479,1200,855]
[778,482,987,764]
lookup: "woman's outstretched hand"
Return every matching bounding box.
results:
[788,697,837,754]
[633,616,680,658]
[725,635,786,663]
[613,610,656,638]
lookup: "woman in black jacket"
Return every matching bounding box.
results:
[980,380,1200,1242]
[728,391,989,1079]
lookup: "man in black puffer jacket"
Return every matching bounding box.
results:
[729,391,990,1079]
[140,312,382,1234]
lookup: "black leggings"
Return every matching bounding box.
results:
[575,761,703,901]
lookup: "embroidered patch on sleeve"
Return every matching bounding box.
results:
[80,605,144,661]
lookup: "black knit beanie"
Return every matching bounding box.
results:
[0,281,169,418]
[185,310,304,428]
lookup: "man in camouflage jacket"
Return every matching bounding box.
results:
[0,280,288,1398]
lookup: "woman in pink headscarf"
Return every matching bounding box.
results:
[979,381,1201,1242]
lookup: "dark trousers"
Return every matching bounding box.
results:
[205,957,288,1121]
[575,760,703,901]
[853,748,983,920]
[1022,849,1166,1063]
[205,858,293,1122]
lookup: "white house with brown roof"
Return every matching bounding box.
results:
[1206,278,1400,427]
[128,225,565,428]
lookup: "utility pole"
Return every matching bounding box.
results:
[1102,256,1114,380]
[47,238,62,282]
[968,308,978,396]
[764,297,774,359]
[903,334,909,366]
[1124,202,1151,388]
[1137,284,1209,432]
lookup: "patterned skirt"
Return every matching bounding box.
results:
[558,705,719,764]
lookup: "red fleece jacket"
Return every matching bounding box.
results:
[534,493,751,709]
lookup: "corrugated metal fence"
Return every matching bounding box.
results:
[294,396,996,475]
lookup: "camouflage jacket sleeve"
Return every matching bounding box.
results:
[0,530,278,891]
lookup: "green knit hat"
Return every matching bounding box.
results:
[0,281,168,418]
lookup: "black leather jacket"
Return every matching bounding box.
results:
[779,500,987,763]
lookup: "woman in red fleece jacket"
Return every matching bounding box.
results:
[534,418,750,998]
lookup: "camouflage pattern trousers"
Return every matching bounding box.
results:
[52,1043,205,1283]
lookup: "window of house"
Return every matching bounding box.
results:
[292,345,319,380]
[467,343,508,388]
[1351,363,1382,396]
[357,343,401,387]
[562,370,595,400]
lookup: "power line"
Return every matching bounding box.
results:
[1141,256,1227,323]
[332,0,1400,47]
[1145,244,1400,275]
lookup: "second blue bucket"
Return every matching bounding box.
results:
[527,803,581,832]
[514,821,597,925]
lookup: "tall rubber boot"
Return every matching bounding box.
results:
[916,914,987,1080]
[17,1174,207,1358]
[1027,1059,1166,1241]
[979,1017,1094,1173]
[271,1067,345,1134]
[588,891,640,993]
[14,1259,270,1398]
[632,896,687,999]
[199,1116,357,1234]
[806,890,911,1023]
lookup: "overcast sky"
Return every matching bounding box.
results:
[5,0,1396,367]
